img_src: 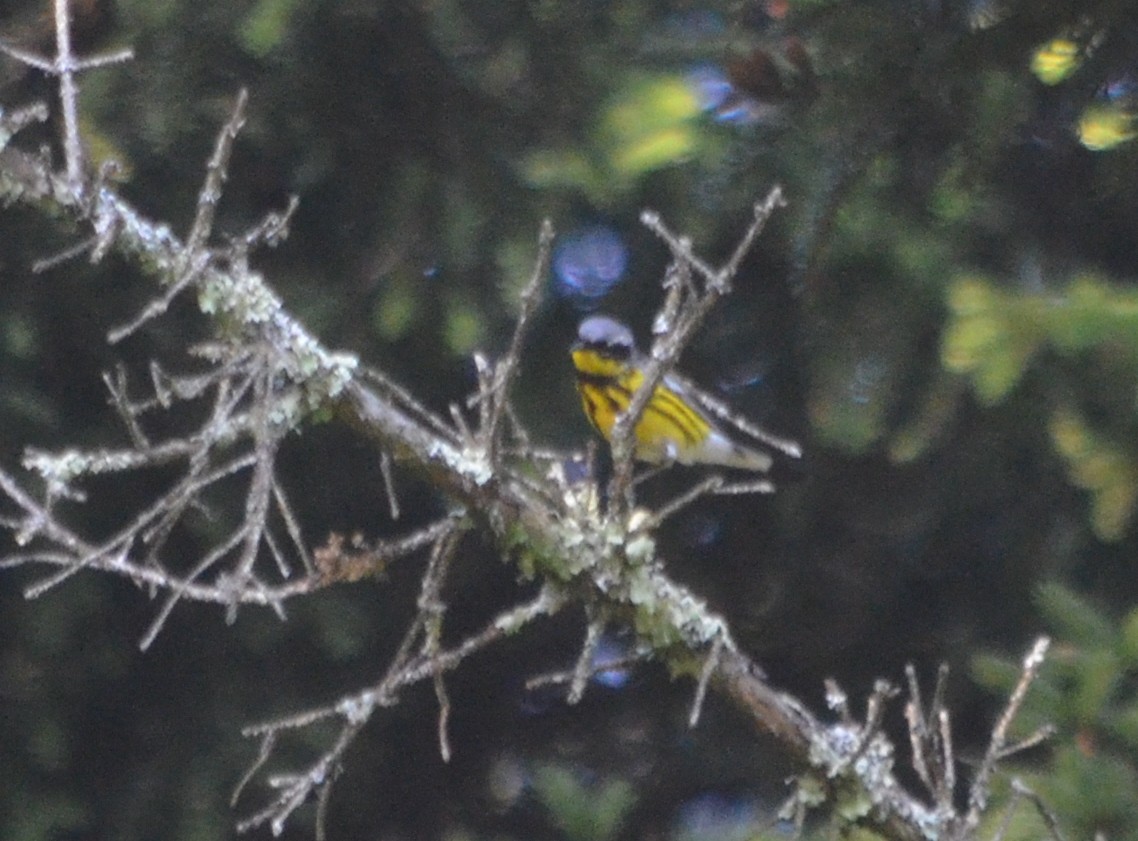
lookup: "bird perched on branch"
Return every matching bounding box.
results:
[571,315,800,471]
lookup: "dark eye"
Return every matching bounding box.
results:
[599,340,632,361]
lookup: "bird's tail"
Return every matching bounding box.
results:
[689,430,773,472]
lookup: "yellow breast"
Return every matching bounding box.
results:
[572,348,710,462]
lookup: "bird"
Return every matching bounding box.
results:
[570,314,800,471]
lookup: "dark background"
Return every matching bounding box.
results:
[3,0,1138,838]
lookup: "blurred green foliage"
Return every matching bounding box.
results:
[240,0,306,57]
[973,582,1138,839]
[1050,407,1138,541]
[531,765,635,841]
[944,275,1138,539]
[523,72,706,202]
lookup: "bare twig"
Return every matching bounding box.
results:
[0,101,49,139]
[645,474,775,529]
[649,475,724,526]
[53,0,85,193]
[855,679,900,761]
[234,584,565,832]
[607,187,786,510]
[483,219,554,463]
[31,236,98,273]
[417,526,463,760]
[993,724,1056,761]
[230,730,276,807]
[106,251,208,343]
[108,90,249,343]
[568,612,605,705]
[103,366,150,447]
[235,195,300,251]
[964,636,1052,830]
[188,88,247,254]
[905,662,954,810]
[314,769,338,841]
[359,364,459,444]
[0,0,132,196]
[938,707,955,807]
[689,633,724,727]
[1009,778,1066,841]
[139,526,249,651]
[271,475,315,575]
[379,450,400,520]
[640,187,787,294]
[525,653,645,692]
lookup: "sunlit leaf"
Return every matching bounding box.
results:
[1078,103,1138,151]
[1030,38,1082,86]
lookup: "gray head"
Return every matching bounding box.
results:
[575,315,636,359]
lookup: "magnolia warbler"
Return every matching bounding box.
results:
[571,315,801,471]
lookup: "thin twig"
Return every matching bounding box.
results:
[938,707,955,807]
[107,251,210,342]
[188,88,247,256]
[905,662,954,809]
[139,526,248,651]
[993,724,1056,761]
[965,636,1051,828]
[1011,778,1067,841]
[235,584,565,832]
[649,476,724,527]
[607,187,785,509]
[54,0,83,194]
[0,101,49,136]
[359,365,460,443]
[236,195,300,251]
[418,527,462,760]
[484,219,553,463]
[314,768,338,841]
[230,730,276,807]
[525,654,645,691]
[103,366,150,447]
[851,679,899,763]
[568,613,605,705]
[690,634,724,727]
[0,0,134,194]
[379,450,400,520]
[271,475,314,575]
[32,236,97,273]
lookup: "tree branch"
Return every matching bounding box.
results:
[0,18,1060,835]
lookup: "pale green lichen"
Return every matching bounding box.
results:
[624,532,655,564]
[336,691,377,725]
[197,268,281,324]
[624,566,730,652]
[626,565,655,606]
[811,723,861,776]
[803,722,941,838]
[548,516,611,578]
[836,783,874,822]
[23,448,147,493]
[23,450,92,492]
[779,773,827,822]
[426,440,495,487]
[266,390,304,428]
[296,350,358,413]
